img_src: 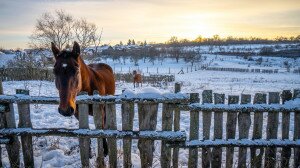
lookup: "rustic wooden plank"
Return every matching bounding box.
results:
[188,93,200,168]
[265,92,280,168]
[238,94,251,168]
[211,93,225,168]
[293,89,300,168]
[5,103,20,168]
[201,90,213,168]
[281,90,292,168]
[122,100,134,168]
[226,95,239,168]
[173,83,181,168]
[0,80,3,94]
[105,102,118,168]
[161,103,174,168]
[0,103,5,168]
[78,100,90,168]
[182,103,300,112]
[0,80,4,167]
[251,93,266,168]
[0,128,186,140]
[138,102,159,168]
[16,89,34,168]
[93,90,105,168]
[0,94,189,104]
[167,139,300,148]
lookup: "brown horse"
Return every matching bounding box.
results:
[133,70,142,88]
[51,41,115,156]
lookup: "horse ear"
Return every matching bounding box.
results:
[51,42,60,59]
[72,41,80,58]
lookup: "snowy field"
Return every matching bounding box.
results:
[1,44,300,167]
[98,54,300,75]
[1,68,300,167]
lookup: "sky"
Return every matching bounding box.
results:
[0,0,300,49]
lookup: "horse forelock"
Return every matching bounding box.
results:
[57,50,71,58]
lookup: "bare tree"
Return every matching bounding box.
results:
[74,18,97,51]
[29,10,102,56]
[92,27,103,55]
[29,10,74,50]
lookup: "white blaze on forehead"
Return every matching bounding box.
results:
[62,63,68,68]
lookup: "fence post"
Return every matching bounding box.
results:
[211,93,225,168]
[121,94,134,168]
[293,89,300,167]
[160,103,174,167]
[93,91,105,168]
[0,80,3,168]
[172,83,181,168]
[188,93,200,168]
[281,90,292,167]
[1,85,20,168]
[202,90,213,167]
[226,95,239,168]
[238,94,251,167]
[0,80,4,167]
[251,93,266,168]
[78,92,90,168]
[138,102,159,168]
[0,111,4,168]
[265,92,280,167]
[0,80,2,94]
[16,89,34,167]
[105,101,118,167]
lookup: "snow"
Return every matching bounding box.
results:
[188,98,300,112]
[0,43,300,167]
[186,139,300,147]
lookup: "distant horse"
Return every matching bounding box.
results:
[133,70,142,88]
[51,41,115,156]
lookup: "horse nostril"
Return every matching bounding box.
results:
[58,107,65,115]
[68,107,75,114]
[58,107,73,117]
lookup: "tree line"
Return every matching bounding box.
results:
[161,35,300,47]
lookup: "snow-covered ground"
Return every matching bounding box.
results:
[95,53,300,76]
[1,66,300,167]
[0,43,300,167]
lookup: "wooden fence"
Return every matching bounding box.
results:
[0,68,175,84]
[204,67,279,74]
[0,83,300,167]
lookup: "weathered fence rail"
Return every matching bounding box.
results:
[204,67,280,73]
[0,68,175,83]
[0,83,300,167]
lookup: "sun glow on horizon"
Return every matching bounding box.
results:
[0,0,300,49]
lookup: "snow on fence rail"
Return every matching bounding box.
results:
[0,82,300,167]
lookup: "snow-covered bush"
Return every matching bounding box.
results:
[6,52,46,68]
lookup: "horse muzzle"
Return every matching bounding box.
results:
[58,107,75,117]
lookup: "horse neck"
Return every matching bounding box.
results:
[78,57,90,91]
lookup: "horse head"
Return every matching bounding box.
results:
[133,70,137,75]
[51,42,82,117]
